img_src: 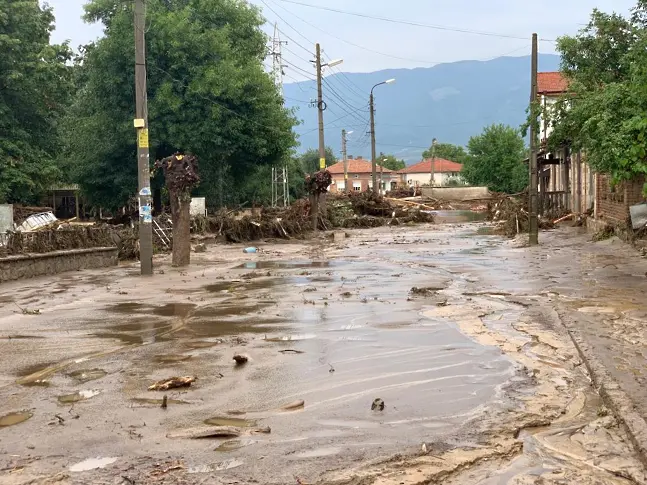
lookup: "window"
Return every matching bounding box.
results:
[354,186,361,191]
[337,182,346,191]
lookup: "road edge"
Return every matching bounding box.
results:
[556,306,647,468]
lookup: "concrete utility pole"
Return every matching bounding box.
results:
[430,138,437,187]
[369,92,377,193]
[134,0,153,275]
[529,33,539,245]
[316,43,326,171]
[342,129,349,193]
[370,79,395,194]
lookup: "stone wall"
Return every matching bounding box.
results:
[420,186,490,200]
[0,248,118,283]
[596,174,646,226]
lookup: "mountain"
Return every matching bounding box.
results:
[283,54,560,163]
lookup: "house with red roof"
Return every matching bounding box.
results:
[326,156,400,194]
[398,158,463,187]
[538,72,570,145]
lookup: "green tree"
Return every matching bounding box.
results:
[544,1,647,190]
[64,0,297,210]
[422,143,468,164]
[298,147,337,173]
[463,124,527,193]
[376,152,405,171]
[0,0,73,203]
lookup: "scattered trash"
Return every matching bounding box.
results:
[233,354,249,365]
[371,398,385,411]
[421,443,427,453]
[69,457,118,472]
[328,364,335,373]
[148,376,197,391]
[280,400,305,411]
[161,395,168,409]
[14,303,41,315]
[58,390,100,404]
[279,349,305,354]
[243,247,258,254]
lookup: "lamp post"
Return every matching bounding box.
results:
[342,130,353,193]
[429,138,437,187]
[370,78,396,194]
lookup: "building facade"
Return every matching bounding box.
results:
[327,157,399,194]
[398,159,463,187]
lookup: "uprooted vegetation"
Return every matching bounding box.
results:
[191,193,434,244]
[487,192,554,237]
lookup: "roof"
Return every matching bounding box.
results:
[399,158,463,174]
[327,159,394,174]
[537,72,569,95]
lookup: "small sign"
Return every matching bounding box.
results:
[319,157,326,169]
[139,204,151,217]
[143,214,153,224]
[138,129,149,148]
[139,187,151,196]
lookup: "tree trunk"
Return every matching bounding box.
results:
[170,190,191,266]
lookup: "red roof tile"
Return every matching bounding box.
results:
[327,159,393,174]
[399,158,463,174]
[537,72,569,95]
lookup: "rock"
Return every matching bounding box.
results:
[371,398,385,411]
[194,243,207,253]
[280,400,305,411]
[233,354,249,365]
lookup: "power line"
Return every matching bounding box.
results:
[259,0,315,55]
[275,0,557,42]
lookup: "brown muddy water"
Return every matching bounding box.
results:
[0,223,645,484]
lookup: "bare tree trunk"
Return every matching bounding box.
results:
[170,190,191,266]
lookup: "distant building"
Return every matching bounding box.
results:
[326,156,399,194]
[398,159,463,187]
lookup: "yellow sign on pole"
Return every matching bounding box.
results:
[138,128,149,148]
[319,158,326,170]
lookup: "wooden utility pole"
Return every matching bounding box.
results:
[134,0,153,274]
[342,129,349,193]
[370,92,377,193]
[529,33,539,245]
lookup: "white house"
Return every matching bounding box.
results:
[398,158,463,187]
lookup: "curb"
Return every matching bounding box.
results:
[557,306,647,468]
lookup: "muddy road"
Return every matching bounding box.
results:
[0,222,646,484]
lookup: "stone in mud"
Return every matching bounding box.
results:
[371,398,385,411]
[194,243,207,253]
[280,400,305,411]
[233,354,249,365]
[167,426,243,440]
[148,376,196,391]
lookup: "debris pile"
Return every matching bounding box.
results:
[487,192,554,236]
[12,206,54,226]
[1,226,114,256]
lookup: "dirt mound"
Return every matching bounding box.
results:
[1,226,114,256]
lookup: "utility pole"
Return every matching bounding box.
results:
[529,33,539,245]
[370,92,377,193]
[342,129,349,193]
[134,0,153,275]
[316,43,325,171]
[429,138,437,187]
[271,23,287,97]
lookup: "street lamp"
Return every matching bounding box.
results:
[370,79,396,194]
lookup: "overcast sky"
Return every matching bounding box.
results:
[47,0,636,76]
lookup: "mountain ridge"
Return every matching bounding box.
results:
[284,54,561,163]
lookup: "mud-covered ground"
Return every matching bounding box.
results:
[0,222,646,484]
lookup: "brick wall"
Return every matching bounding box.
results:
[596,173,646,225]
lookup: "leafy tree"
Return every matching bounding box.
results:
[298,147,337,173]
[544,1,647,190]
[0,0,73,203]
[463,124,527,193]
[422,143,468,164]
[64,0,297,211]
[376,153,405,171]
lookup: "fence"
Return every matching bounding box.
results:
[541,191,569,217]
[0,227,115,256]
